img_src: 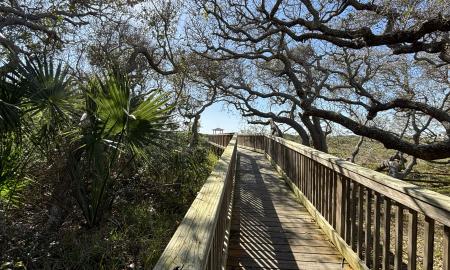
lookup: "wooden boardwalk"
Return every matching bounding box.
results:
[226,148,350,270]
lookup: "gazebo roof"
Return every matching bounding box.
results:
[213,128,224,130]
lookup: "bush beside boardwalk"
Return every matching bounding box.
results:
[0,136,218,269]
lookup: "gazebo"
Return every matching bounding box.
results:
[212,128,224,134]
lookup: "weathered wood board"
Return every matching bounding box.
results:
[226,148,351,270]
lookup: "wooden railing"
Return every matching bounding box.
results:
[204,133,234,156]
[154,134,237,270]
[238,134,450,270]
[206,133,234,149]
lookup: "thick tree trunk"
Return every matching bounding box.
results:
[270,119,283,137]
[300,115,328,152]
[189,114,200,148]
[312,116,328,153]
[294,123,311,146]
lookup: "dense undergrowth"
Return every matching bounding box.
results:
[0,57,219,269]
[1,134,217,269]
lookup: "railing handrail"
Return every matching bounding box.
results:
[262,135,450,226]
[206,141,226,150]
[153,134,237,270]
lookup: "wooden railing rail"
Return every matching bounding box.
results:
[205,133,234,148]
[203,133,234,156]
[154,134,238,270]
[238,134,450,270]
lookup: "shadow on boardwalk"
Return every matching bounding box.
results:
[226,148,350,270]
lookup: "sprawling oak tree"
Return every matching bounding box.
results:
[187,0,450,160]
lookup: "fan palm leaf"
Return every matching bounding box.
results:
[0,74,24,132]
[15,56,76,139]
[88,72,173,150]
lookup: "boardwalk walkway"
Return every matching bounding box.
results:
[226,148,350,270]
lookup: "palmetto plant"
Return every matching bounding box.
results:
[0,134,30,207]
[16,57,76,144]
[1,56,74,129]
[1,57,172,228]
[0,74,23,132]
[0,57,74,206]
[69,71,172,227]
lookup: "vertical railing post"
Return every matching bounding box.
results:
[335,174,347,236]
[444,226,449,270]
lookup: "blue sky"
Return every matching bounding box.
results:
[199,102,244,133]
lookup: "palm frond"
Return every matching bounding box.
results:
[87,72,173,150]
[15,56,76,139]
[0,74,25,132]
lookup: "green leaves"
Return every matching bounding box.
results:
[1,57,74,208]
[0,133,30,207]
[88,72,130,137]
[0,56,76,142]
[87,72,173,152]
[17,57,75,138]
[1,56,174,228]
[0,72,25,132]
[127,92,172,148]
[69,71,173,227]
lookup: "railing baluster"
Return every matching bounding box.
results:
[319,165,323,212]
[374,193,381,269]
[394,204,404,270]
[318,164,322,213]
[349,181,358,247]
[332,171,337,228]
[325,167,330,221]
[295,151,299,187]
[309,157,312,201]
[423,216,435,270]
[310,158,314,202]
[345,178,352,243]
[303,155,306,193]
[304,157,308,198]
[319,165,324,214]
[299,154,303,191]
[444,225,449,270]
[408,209,418,270]
[311,158,314,203]
[357,184,364,258]
[292,149,295,182]
[351,181,358,249]
[323,166,326,215]
[307,157,310,200]
[383,197,391,270]
[325,166,328,215]
[365,189,372,267]
[336,174,347,237]
[313,160,317,206]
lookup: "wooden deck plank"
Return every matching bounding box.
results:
[226,147,351,270]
